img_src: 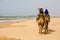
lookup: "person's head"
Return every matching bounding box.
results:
[38,8,43,14]
[45,9,49,14]
[45,9,48,11]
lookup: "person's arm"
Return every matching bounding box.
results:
[48,15,50,22]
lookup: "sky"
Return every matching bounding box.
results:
[0,0,60,16]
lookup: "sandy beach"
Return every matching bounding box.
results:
[0,18,60,40]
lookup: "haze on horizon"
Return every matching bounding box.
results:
[0,0,60,17]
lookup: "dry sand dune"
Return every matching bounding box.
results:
[0,18,60,40]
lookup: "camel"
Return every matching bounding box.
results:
[36,14,45,34]
[44,14,50,33]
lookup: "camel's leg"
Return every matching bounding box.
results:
[44,22,47,34]
[46,22,48,31]
[39,25,42,34]
[40,25,43,34]
[38,24,40,34]
[38,23,40,34]
[44,22,48,34]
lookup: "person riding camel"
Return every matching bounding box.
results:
[36,8,45,34]
[36,8,44,20]
[44,9,50,22]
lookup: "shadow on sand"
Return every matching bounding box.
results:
[43,29,55,35]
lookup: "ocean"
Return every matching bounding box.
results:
[0,16,36,24]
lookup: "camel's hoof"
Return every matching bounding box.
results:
[39,32,42,35]
[39,32,40,34]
